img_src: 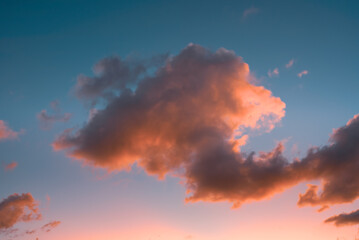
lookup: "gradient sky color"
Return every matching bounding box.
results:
[1,0,359,239]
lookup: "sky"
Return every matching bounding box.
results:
[1,0,359,239]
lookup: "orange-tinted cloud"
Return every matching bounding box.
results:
[297,114,359,207]
[185,142,300,207]
[41,220,61,232]
[54,44,286,201]
[325,209,359,226]
[297,70,308,78]
[0,120,19,141]
[0,193,41,229]
[188,112,359,208]
[37,101,71,130]
[317,205,329,213]
[53,44,359,210]
[4,161,18,171]
[186,112,359,208]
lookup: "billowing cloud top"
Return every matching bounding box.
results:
[0,193,41,229]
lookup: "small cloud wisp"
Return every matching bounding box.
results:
[0,120,20,141]
[297,70,308,78]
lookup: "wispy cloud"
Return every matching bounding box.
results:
[268,68,279,78]
[285,59,294,68]
[41,220,61,232]
[325,209,359,226]
[25,229,36,235]
[297,70,308,78]
[0,120,20,141]
[37,100,71,130]
[4,162,17,171]
[242,7,259,20]
[0,228,19,239]
[317,205,329,212]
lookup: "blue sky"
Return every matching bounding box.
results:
[1,1,359,239]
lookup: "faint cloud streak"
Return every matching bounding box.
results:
[0,120,20,141]
[4,161,17,171]
[41,221,61,232]
[285,59,294,68]
[297,70,308,78]
[37,101,71,130]
[242,7,259,20]
[268,68,279,78]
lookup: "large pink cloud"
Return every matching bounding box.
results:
[53,44,359,213]
[53,44,286,202]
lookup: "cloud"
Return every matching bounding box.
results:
[74,54,168,103]
[317,205,329,213]
[285,59,294,68]
[4,161,17,171]
[37,110,71,128]
[297,70,308,78]
[37,101,71,130]
[0,228,19,238]
[188,113,359,207]
[297,114,359,207]
[25,229,36,234]
[0,193,41,229]
[185,142,300,207]
[325,209,359,226]
[54,44,286,203]
[0,120,20,141]
[53,44,359,210]
[242,7,259,19]
[268,68,279,78]
[41,220,61,232]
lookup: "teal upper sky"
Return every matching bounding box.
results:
[1,1,359,239]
